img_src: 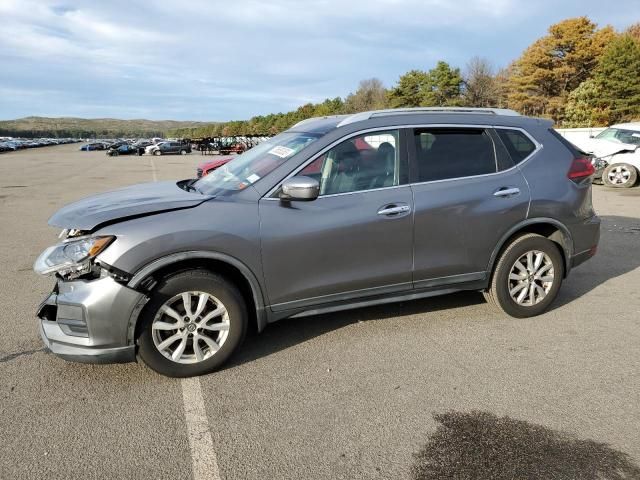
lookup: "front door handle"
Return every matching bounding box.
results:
[494,187,520,198]
[377,203,411,216]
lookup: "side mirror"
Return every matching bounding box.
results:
[280,176,319,201]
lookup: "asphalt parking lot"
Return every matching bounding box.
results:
[1,143,639,479]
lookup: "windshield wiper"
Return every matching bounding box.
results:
[182,178,202,194]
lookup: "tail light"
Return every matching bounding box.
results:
[567,157,595,182]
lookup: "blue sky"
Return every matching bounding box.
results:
[0,0,637,121]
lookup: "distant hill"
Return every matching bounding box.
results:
[0,116,212,138]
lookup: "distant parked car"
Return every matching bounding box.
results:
[0,142,18,152]
[219,143,246,155]
[196,156,234,177]
[106,144,139,156]
[80,142,107,151]
[133,140,153,149]
[147,141,191,156]
[581,123,640,188]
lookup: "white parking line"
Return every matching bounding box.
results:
[182,377,221,480]
[147,158,219,479]
[149,156,158,182]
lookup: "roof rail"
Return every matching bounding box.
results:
[290,115,347,130]
[337,107,521,127]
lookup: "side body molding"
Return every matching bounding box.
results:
[127,251,268,331]
[486,217,574,276]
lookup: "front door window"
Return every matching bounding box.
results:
[300,130,406,195]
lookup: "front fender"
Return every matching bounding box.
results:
[123,250,268,340]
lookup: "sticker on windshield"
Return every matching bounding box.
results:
[247,174,260,184]
[268,146,295,158]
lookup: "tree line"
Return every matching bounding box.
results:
[169,17,640,138]
[0,117,207,139]
[0,128,167,139]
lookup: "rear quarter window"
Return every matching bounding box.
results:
[496,129,537,164]
[548,129,588,158]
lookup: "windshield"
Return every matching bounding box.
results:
[595,128,640,146]
[194,132,320,195]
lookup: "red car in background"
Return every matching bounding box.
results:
[196,156,234,178]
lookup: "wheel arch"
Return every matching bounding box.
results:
[126,251,267,342]
[487,218,574,281]
[608,153,640,170]
[603,159,639,187]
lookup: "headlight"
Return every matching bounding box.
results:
[34,236,115,276]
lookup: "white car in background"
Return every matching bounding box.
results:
[581,123,640,188]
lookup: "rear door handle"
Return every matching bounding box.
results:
[494,187,520,198]
[377,203,411,216]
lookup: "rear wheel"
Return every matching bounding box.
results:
[602,163,637,188]
[484,234,564,318]
[137,270,247,377]
[180,149,187,155]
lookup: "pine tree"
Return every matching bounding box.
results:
[507,17,616,121]
[387,70,431,108]
[422,61,463,106]
[594,35,640,123]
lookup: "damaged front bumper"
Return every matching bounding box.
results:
[592,158,607,181]
[37,276,146,364]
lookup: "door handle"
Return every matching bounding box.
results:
[377,204,411,216]
[494,187,520,198]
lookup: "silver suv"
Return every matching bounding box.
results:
[35,108,600,377]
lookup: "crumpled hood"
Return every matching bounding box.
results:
[581,138,638,158]
[49,181,213,230]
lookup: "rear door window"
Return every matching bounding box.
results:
[412,128,497,182]
[496,129,536,164]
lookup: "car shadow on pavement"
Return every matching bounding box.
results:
[225,291,484,370]
[411,410,640,480]
[554,215,640,309]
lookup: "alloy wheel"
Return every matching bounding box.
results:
[507,250,555,306]
[607,165,631,185]
[151,291,230,364]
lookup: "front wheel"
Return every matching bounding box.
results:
[602,163,637,188]
[137,270,247,377]
[180,149,187,155]
[484,234,564,318]
[154,150,162,156]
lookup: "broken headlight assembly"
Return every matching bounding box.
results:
[591,157,608,170]
[33,235,115,279]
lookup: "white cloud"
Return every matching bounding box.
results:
[0,0,636,120]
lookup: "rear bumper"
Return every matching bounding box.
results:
[567,215,600,271]
[36,276,145,364]
[570,247,598,270]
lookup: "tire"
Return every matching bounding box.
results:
[602,163,638,188]
[483,233,564,318]
[180,149,187,155]
[154,150,162,156]
[137,270,248,377]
